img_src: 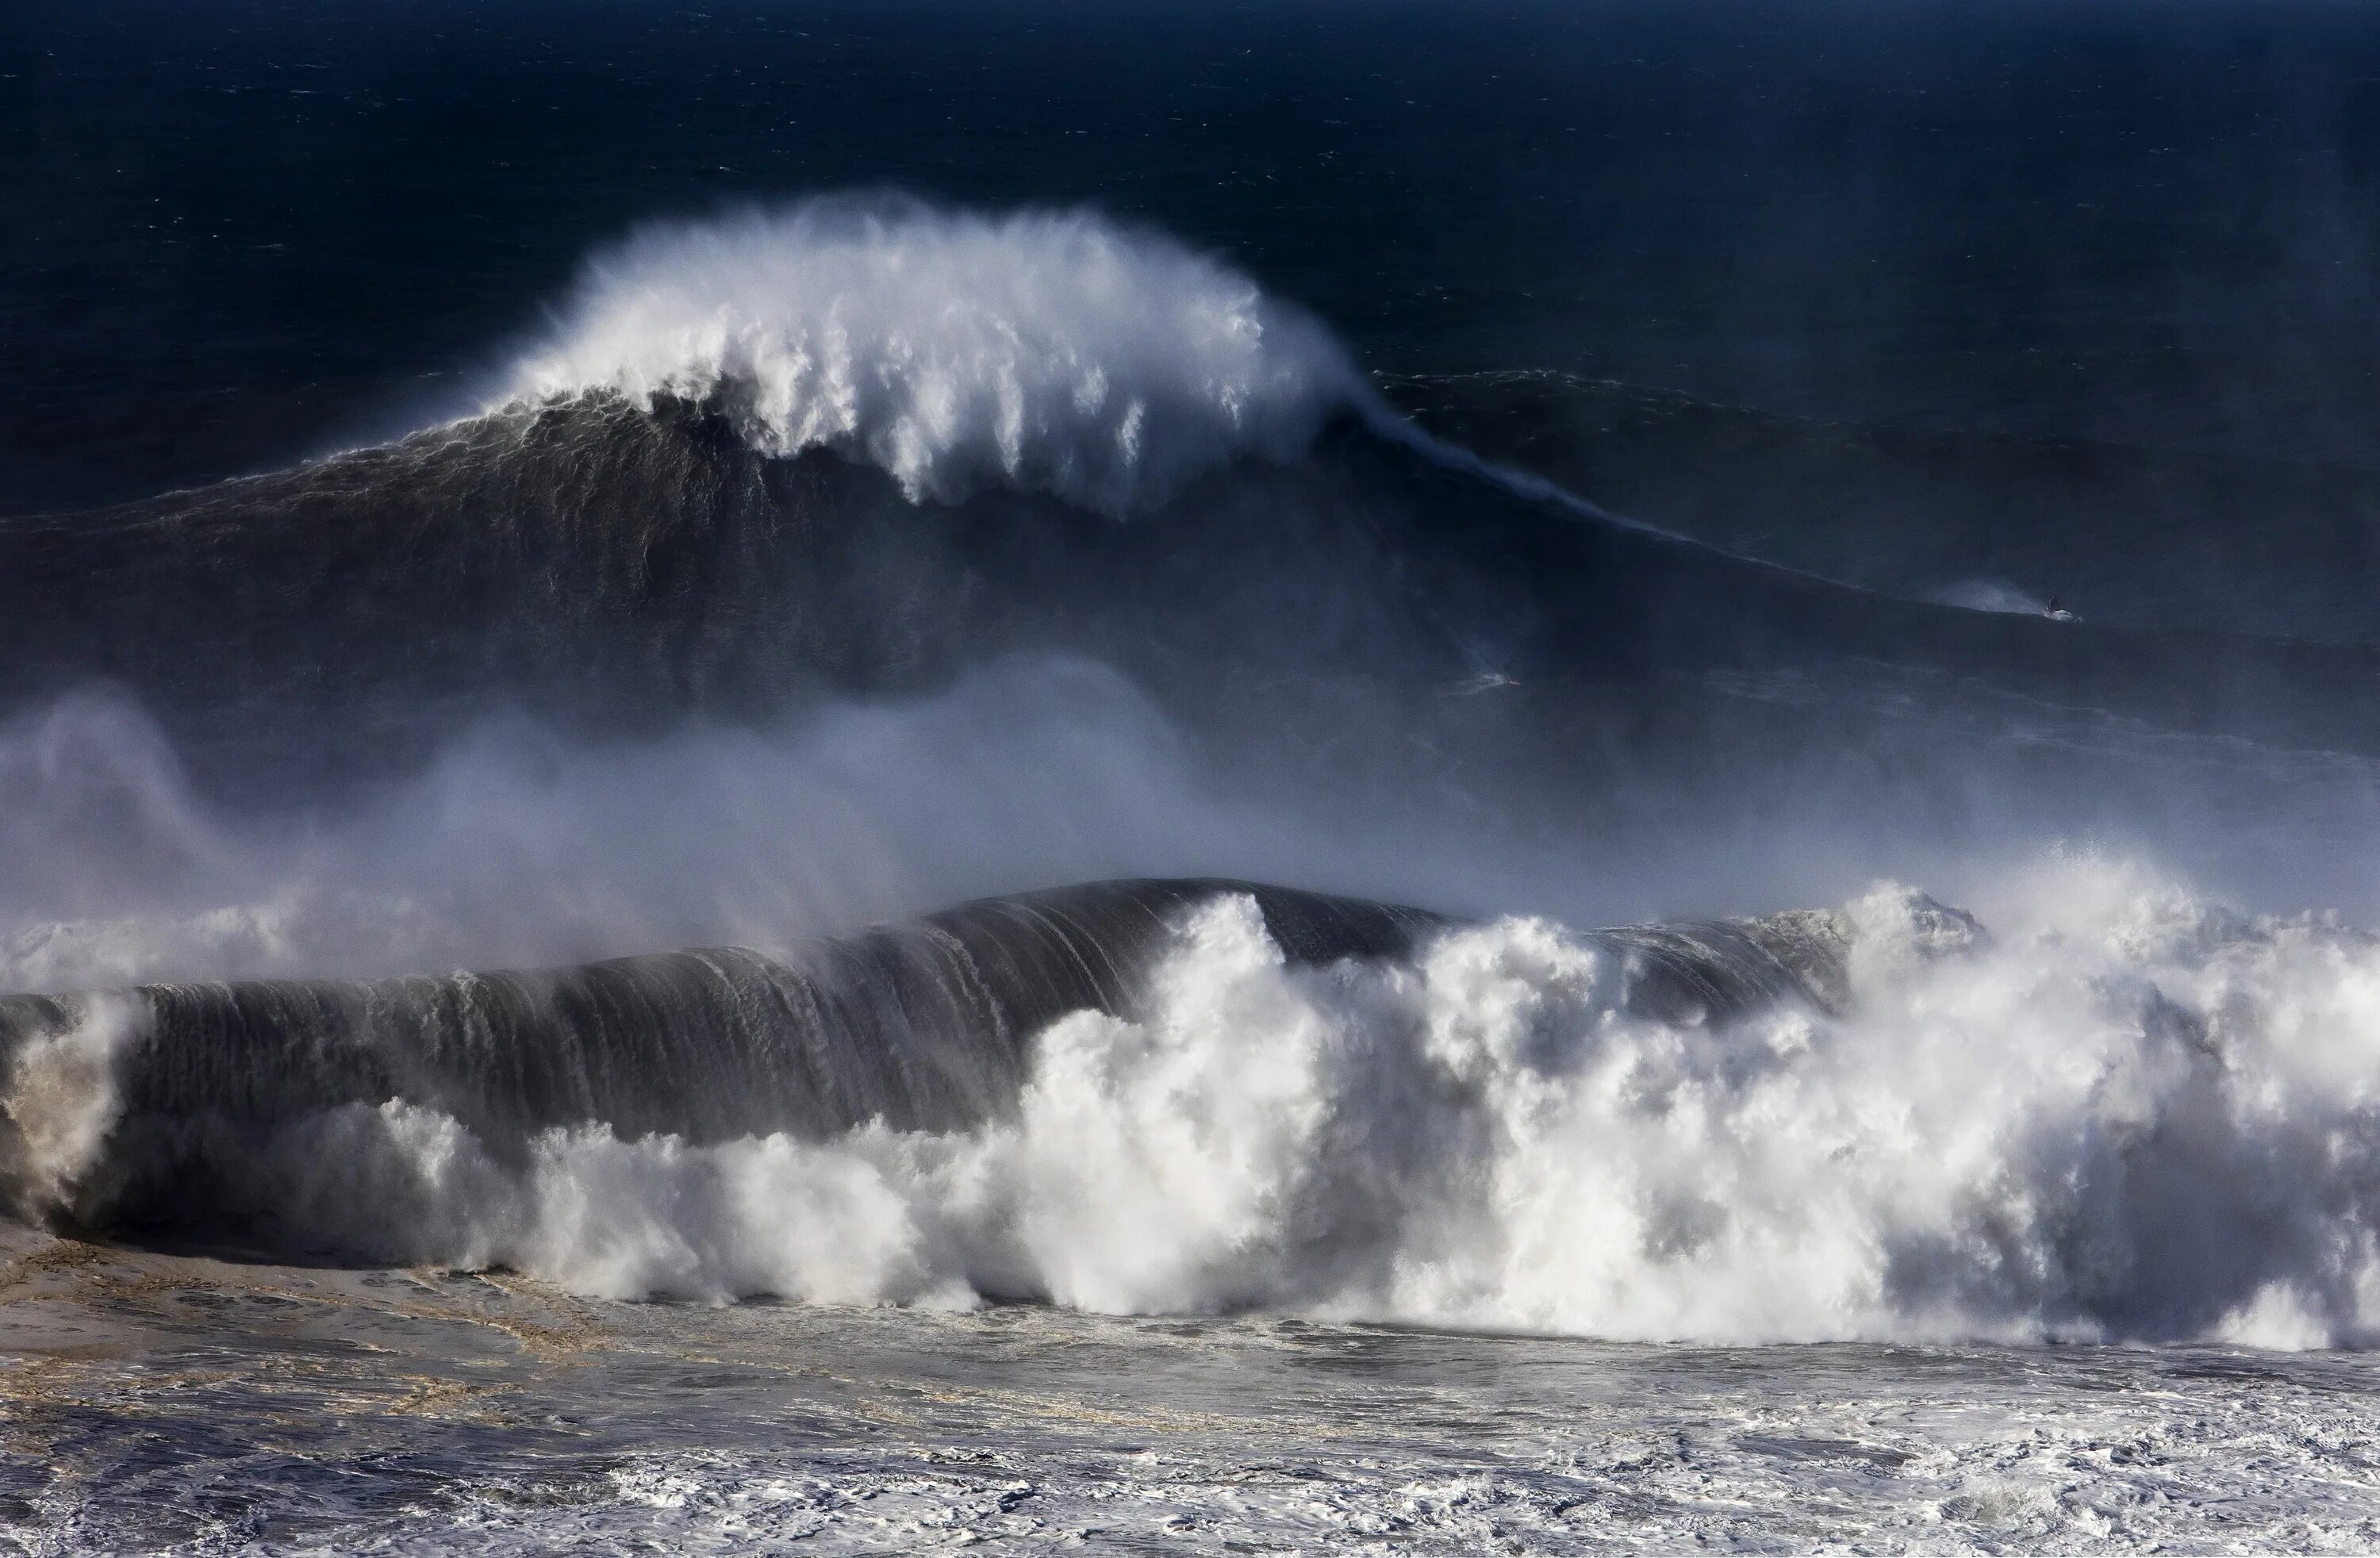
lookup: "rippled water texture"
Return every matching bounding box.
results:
[2,1231,2376,1554]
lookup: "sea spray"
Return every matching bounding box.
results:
[505,195,1368,516]
[0,995,140,1223]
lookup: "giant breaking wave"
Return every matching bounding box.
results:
[7,194,2378,800]
[6,868,2379,1349]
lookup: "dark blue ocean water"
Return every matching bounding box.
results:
[9,0,2380,514]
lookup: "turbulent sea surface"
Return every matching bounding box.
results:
[12,1235,2380,1553]
[9,2,2380,1551]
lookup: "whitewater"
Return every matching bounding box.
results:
[8,195,2380,1552]
[13,858,2380,1350]
[502,197,1366,515]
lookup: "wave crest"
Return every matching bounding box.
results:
[503,196,1366,515]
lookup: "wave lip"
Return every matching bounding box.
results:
[503,195,1366,516]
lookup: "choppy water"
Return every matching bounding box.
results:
[7,1231,2380,1554]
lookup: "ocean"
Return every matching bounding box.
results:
[6,2,2380,1551]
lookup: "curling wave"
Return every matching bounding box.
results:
[9,866,2379,1347]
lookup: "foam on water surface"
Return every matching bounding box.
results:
[5,1235,2378,1554]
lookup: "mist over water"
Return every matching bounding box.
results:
[0,662,1287,988]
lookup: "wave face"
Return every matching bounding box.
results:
[9,200,2380,808]
[13,869,2380,1349]
[506,197,1366,516]
[0,880,1445,1197]
[0,879,1840,1238]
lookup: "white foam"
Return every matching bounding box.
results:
[0,995,140,1222]
[504,195,1368,516]
[159,856,2380,1347]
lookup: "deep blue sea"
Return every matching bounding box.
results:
[13,0,2380,513]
